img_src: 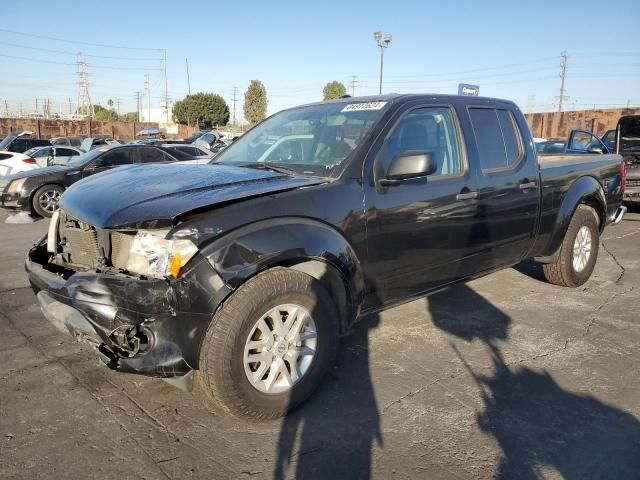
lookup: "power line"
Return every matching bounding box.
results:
[0,53,162,71]
[0,41,161,61]
[0,28,163,51]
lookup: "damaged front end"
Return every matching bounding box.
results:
[26,209,231,391]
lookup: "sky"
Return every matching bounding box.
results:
[0,0,638,122]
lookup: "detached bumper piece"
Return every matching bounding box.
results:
[26,242,226,390]
[612,205,627,225]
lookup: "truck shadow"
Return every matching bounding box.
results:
[427,284,640,479]
[274,306,382,480]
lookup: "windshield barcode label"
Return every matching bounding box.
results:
[341,102,387,112]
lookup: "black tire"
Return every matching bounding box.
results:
[542,205,600,287]
[197,267,340,420]
[32,184,64,218]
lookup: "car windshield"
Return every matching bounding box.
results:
[61,148,104,166]
[213,101,388,176]
[619,117,640,153]
[0,132,19,150]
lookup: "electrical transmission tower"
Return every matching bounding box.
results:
[76,52,94,117]
[349,76,358,96]
[556,51,569,113]
[232,86,238,127]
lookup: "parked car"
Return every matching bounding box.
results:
[25,94,625,419]
[183,130,211,143]
[537,130,612,156]
[161,143,214,164]
[51,136,83,147]
[601,129,616,153]
[0,151,42,177]
[23,146,83,167]
[0,144,197,217]
[617,115,640,202]
[0,130,50,154]
[193,130,221,151]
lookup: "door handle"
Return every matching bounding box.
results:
[519,181,536,191]
[456,191,478,201]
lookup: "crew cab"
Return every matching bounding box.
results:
[25,95,626,419]
[1,144,197,218]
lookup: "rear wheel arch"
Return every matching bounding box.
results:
[539,176,606,259]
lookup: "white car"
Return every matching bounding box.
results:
[0,151,43,177]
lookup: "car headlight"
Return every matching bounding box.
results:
[126,230,198,279]
[7,178,26,194]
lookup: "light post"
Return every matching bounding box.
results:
[374,31,392,95]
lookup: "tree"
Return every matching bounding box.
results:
[120,112,138,122]
[107,99,114,108]
[172,93,229,127]
[244,80,267,125]
[323,81,346,100]
[93,104,119,122]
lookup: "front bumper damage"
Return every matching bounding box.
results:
[26,240,231,391]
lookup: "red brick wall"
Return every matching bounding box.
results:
[0,118,197,142]
[525,108,640,140]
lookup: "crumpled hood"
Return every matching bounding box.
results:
[3,164,69,180]
[60,163,324,229]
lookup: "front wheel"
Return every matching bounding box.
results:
[32,184,64,218]
[197,268,340,419]
[542,205,600,287]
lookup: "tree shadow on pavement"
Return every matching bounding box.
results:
[274,310,382,480]
[428,284,640,479]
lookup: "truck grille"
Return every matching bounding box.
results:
[54,210,135,270]
[57,211,104,268]
[626,179,640,188]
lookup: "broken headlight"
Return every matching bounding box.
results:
[126,230,198,279]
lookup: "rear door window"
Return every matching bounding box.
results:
[138,147,173,163]
[99,149,134,167]
[469,107,523,172]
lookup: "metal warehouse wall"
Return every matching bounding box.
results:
[525,108,640,140]
[0,118,197,141]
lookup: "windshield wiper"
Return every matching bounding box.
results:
[239,162,299,175]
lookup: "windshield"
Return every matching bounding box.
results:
[0,132,19,150]
[62,148,105,166]
[619,117,640,153]
[213,101,388,176]
[601,130,616,152]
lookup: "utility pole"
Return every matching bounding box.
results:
[68,97,72,114]
[35,98,38,114]
[144,74,150,122]
[232,86,238,128]
[374,32,392,95]
[4,100,9,117]
[162,49,169,123]
[135,91,141,122]
[115,98,121,115]
[557,51,569,113]
[19,103,23,118]
[349,76,358,96]
[185,58,191,95]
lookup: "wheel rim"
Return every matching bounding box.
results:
[243,304,317,394]
[38,190,61,213]
[572,225,592,273]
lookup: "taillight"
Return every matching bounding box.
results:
[22,157,37,165]
[621,161,626,193]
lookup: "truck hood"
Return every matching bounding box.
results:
[59,163,325,229]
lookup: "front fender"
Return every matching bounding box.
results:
[540,175,606,259]
[200,217,365,328]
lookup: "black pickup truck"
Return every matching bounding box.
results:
[25,95,626,419]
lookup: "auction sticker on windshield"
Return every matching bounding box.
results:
[341,101,387,112]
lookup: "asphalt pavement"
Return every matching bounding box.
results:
[1,208,639,479]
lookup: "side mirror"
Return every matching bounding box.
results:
[380,151,437,186]
[587,146,604,154]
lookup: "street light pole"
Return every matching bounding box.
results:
[374,31,392,95]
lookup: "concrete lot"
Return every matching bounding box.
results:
[1,209,639,480]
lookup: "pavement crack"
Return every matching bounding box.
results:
[601,240,626,284]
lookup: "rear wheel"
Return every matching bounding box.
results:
[197,268,340,419]
[32,184,64,218]
[542,205,600,287]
